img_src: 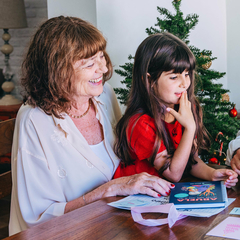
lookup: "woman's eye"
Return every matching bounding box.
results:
[170,76,177,80]
[87,63,94,68]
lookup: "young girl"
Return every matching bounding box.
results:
[114,32,238,187]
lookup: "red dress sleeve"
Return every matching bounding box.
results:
[113,114,166,179]
[113,114,184,179]
[127,114,166,160]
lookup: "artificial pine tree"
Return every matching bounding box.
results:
[114,0,240,164]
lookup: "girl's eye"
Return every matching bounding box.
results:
[100,54,105,59]
[170,76,177,80]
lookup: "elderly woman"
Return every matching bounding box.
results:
[9,16,173,235]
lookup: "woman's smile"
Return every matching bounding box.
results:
[89,76,103,84]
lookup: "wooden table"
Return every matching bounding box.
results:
[4,177,240,240]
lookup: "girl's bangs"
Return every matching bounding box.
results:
[170,47,195,73]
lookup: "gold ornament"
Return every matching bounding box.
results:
[221,93,230,102]
[201,55,212,70]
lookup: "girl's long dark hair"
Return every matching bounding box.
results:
[114,32,209,174]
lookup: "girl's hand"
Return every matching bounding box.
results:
[103,172,175,198]
[211,169,238,188]
[166,91,196,132]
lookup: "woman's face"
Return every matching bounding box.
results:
[72,51,108,101]
[156,69,191,108]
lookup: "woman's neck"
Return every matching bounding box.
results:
[69,97,92,116]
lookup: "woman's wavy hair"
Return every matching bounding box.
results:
[21,16,113,118]
[114,32,209,174]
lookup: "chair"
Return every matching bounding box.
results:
[0,118,15,199]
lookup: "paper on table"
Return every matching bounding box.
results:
[107,194,169,210]
[108,194,235,218]
[206,216,240,239]
[177,198,235,217]
[230,207,240,215]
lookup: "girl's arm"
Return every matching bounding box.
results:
[154,92,196,182]
[190,153,238,188]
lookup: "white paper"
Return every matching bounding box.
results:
[177,198,235,217]
[108,194,169,210]
[206,216,240,239]
[108,194,235,218]
[230,207,240,215]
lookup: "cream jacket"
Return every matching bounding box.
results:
[226,130,240,166]
[9,83,122,235]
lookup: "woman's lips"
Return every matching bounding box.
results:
[89,76,102,85]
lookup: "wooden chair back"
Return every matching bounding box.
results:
[0,118,15,199]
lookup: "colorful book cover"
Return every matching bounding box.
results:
[169,181,227,209]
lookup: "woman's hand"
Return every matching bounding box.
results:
[103,172,175,198]
[166,91,196,132]
[211,169,238,188]
[65,173,174,214]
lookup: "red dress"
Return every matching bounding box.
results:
[113,114,183,178]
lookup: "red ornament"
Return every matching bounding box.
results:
[209,157,219,165]
[229,105,238,118]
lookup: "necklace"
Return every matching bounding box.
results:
[68,100,92,119]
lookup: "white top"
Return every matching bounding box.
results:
[9,83,122,235]
[90,141,114,173]
[226,130,240,165]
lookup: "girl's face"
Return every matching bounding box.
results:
[72,51,108,102]
[156,69,191,108]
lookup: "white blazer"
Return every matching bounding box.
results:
[9,83,122,235]
[226,130,240,166]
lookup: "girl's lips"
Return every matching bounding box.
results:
[175,92,182,98]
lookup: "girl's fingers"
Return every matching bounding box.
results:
[179,91,188,105]
[226,176,238,183]
[225,181,237,188]
[166,107,179,118]
[226,170,238,179]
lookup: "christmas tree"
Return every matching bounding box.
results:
[114,0,240,164]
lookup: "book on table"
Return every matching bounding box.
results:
[169,181,228,209]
